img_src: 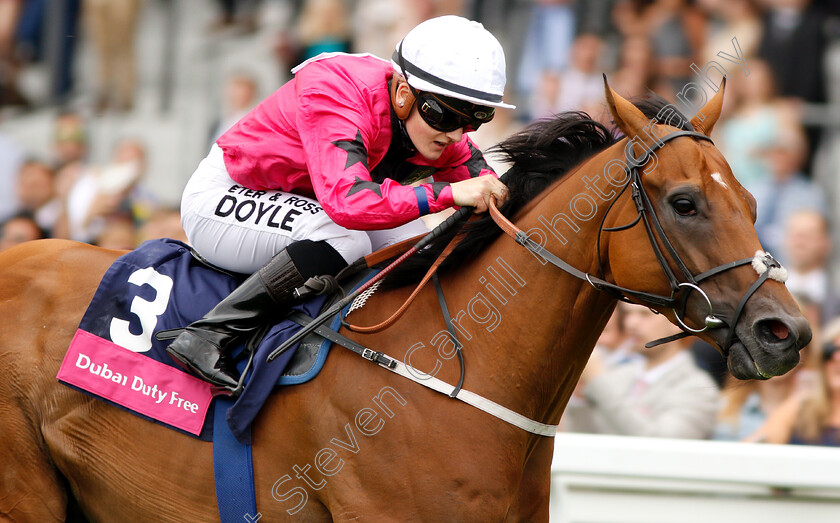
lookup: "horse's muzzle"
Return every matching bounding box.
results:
[728,314,811,380]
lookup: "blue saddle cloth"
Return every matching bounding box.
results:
[75,238,345,442]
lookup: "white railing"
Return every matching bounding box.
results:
[550,433,840,523]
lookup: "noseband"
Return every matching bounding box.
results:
[489,130,786,354]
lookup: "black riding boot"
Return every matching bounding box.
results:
[166,240,348,391]
[166,248,306,389]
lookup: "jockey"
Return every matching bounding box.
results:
[167,15,515,392]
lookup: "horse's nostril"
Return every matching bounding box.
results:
[755,318,792,345]
[769,320,790,341]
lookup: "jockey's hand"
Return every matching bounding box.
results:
[451,175,509,213]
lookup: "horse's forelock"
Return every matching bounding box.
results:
[629,94,695,132]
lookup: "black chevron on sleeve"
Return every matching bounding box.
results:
[332,130,369,170]
[346,177,383,198]
[430,182,450,200]
[463,142,492,178]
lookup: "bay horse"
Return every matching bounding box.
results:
[0,81,810,521]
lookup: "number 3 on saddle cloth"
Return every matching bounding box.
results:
[57,238,354,444]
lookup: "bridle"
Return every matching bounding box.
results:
[489,129,786,354]
[263,129,788,438]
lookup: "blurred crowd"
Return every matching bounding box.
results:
[0,108,186,251]
[0,0,837,253]
[561,296,840,448]
[0,0,839,446]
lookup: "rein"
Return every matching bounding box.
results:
[488,130,786,353]
[341,219,474,333]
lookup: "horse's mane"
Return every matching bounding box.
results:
[383,93,694,287]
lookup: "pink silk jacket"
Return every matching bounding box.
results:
[216,53,495,230]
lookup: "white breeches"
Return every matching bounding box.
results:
[180,145,429,273]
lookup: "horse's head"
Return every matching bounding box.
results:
[602,78,811,379]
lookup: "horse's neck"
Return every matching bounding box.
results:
[441,160,621,429]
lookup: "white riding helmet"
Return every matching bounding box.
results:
[391,15,515,110]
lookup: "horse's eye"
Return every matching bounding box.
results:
[673,198,696,216]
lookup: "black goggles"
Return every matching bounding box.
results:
[412,87,495,132]
[392,42,494,133]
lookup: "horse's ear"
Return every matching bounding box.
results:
[603,74,650,138]
[690,77,726,136]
